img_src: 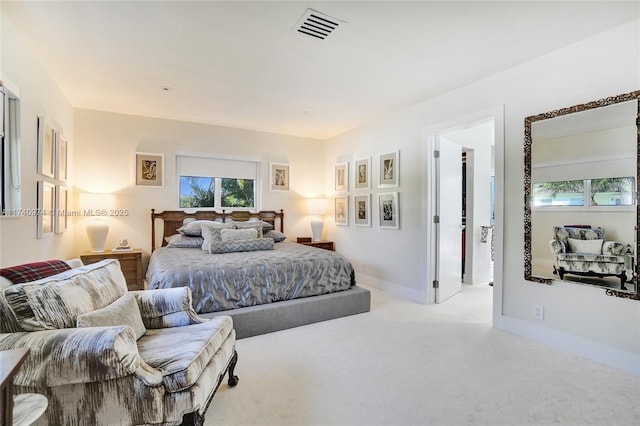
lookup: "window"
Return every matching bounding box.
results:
[1,82,21,215]
[532,177,634,207]
[177,155,258,210]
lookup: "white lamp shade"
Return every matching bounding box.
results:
[87,220,109,252]
[307,198,327,215]
[307,198,326,241]
[79,193,116,252]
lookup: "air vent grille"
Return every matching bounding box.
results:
[294,9,345,40]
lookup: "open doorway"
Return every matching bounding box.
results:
[428,118,496,304]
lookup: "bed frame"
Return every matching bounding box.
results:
[151,208,284,252]
[149,208,371,338]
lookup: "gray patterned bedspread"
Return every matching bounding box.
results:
[146,242,356,314]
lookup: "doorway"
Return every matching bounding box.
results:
[426,115,498,305]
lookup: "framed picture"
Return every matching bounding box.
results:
[270,163,290,191]
[135,152,164,187]
[378,192,399,229]
[354,157,370,190]
[37,181,55,238]
[55,133,68,181]
[335,162,348,192]
[379,151,399,187]
[335,196,348,226]
[37,116,55,178]
[54,185,68,234]
[354,194,371,227]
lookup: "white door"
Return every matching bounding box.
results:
[435,138,463,303]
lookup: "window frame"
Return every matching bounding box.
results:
[176,153,261,212]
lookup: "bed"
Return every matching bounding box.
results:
[148,209,370,337]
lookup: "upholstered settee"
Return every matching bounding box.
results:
[549,226,630,289]
[0,259,238,425]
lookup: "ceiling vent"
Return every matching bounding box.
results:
[293,8,346,40]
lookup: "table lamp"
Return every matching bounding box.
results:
[79,193,116,252]
[307,198,327,242]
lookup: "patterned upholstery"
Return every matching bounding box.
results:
[0,259,71,284]
[550,226,630,289]
[0,259,238,425]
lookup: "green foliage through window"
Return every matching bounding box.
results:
[180,176,255,209]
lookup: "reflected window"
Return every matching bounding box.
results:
[590,177,634,206]
[532,180,584,206]
[533,177,635,207]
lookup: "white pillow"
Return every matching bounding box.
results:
[221,228,258,242]
[77,294,146,340]
[567,238,603,254]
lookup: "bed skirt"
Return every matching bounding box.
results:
[201,286,371,338]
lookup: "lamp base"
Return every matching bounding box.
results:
[310,218,324,242]
[87,220,109,253]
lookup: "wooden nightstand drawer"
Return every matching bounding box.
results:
[80,249,143,290]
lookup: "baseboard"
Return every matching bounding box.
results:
[500,315,640,376]
[356,272,428,304]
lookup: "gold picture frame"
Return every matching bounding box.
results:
[135,152,164,187]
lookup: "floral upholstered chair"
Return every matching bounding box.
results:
[549,226,630,290]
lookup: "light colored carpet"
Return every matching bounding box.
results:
[205,284,640,426]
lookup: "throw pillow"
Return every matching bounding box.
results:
[178,220,223,237]
[234,221,264,238]
[201,222,236,251]
[208,238,274,254]
[165,234,205,248]
[567,238,603,255]
[221,228,258,242]
[77,294,146,340]
[265,230,287,243]
[4,259,127,331]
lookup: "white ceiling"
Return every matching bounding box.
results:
[2,1,638,140]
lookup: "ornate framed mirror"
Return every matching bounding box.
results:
[524,91,640,300]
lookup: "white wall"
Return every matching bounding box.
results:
[325,19,640,373]
[0,13,75,267]
[72,109,324,267]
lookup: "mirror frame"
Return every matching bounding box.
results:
[524,90,640,300]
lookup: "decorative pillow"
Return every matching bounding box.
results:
[603,241,625,256]
[77,294,146,340]
[178,220,224,237]
[266,230,287,243]
[567,238,603,255]
[3,259,127,331]
[165,234,205,248]
[208,238,274,254]
[201,222,236,251]
[221,228,258,242]
[0,259,71,284]
[248,218,275,233]
[234,221,264,238]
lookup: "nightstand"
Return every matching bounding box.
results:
[80,249,144,290]
[296,237,335,251]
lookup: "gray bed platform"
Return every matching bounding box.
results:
[201,286,371,339]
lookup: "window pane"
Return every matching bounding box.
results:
[590,177,635,206]
[221,178,255,208]
[179,176,215,207]
[532,180,584,206]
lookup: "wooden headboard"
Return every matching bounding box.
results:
[151,209,284,252]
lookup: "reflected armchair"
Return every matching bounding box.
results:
[550,226,629,290]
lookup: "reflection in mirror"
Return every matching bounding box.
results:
[524,91,640,300]
[1,81,22,216]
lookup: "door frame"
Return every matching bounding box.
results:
[421,106,505,324]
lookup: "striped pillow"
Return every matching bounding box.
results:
[4,259,127,331]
